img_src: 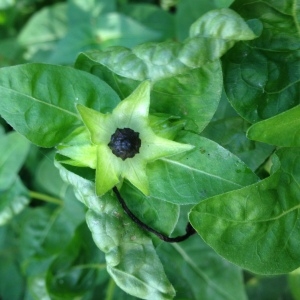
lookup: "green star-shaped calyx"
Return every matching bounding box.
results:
[60,81,194,196]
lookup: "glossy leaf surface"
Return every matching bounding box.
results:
[75,8,255,132]
[247,105,300,147]
[223,0,300,123]
[190,148,300,274]
[147,131,259,205]
[0,64,120,147]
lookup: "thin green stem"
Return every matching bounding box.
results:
[105,278,116,300]
[29,191,63,205]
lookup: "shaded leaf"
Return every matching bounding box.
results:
[0,63,120,147]
[0,131,30,190]
[0,225,25,300]
[120,181,180,236]
[46,223,106,300]
[48,13,162,65]
[223,0,300,123]
[247,105,300,147]
[190,148,300,274]
[120,3,175,39]
[18,3,68,62]
[201,116,274,171]
[157,236,247,300]
[0,178,29,226]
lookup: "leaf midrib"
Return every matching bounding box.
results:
[160,157,243,187]
[0,86,80,119]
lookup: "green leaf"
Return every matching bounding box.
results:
[75,8,256,132]
[34,151,70,199]
[68,0,116,23]
[120,181,180,236]
[201,116,274,171]
[55,161,176,300]
[289,268,300,300]
[46,223,106,300]
[176,0,216,41]
[189,8,257,41]
[157,236,247,300]
[147,131,259,205]
[0,131,30,190]
[48,13,162,65]
[0,63,120,147]
[0,178,29,226]
[246,274,292,300]
[19,192,85,273]
[223,0,300,123]
[18,3,68,62]
[120,3,175,39]
[190,147,300,274]
[0,225,25,300]
[247,105,300,147]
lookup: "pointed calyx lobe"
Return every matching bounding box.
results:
[74,81,194,196]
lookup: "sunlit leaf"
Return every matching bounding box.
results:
[190,148,300,274]
[147,131,259,205]
[0,64,119,147]
[247,105,300,147]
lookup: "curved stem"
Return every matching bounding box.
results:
[28,191,63,205]
[113,187,196,243]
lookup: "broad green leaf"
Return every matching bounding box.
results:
[0,178,29,226]
[0,0,14,10]
[120,181,180,236]
[247,105,300,147]
[157,236,247,300]
[0,131,30,190]
[190,148,300,274]
[68,0,116,24]
[289,268,300,300]
[176,0,216,41]
[46,223,106,299]
[76,53,222,132]
[76,8,255,82]
[0,225,25,300]
[120,3,175,39]
[189,8,256,41]
[48,12,162,65]
[75,8,255,132]
[223,0,300,123]
[18,3,68,62]
[201,116,274,171]
[19,192,85,274]
[54,161,176,300]
[27,276,51,300]
[0,38,24,67]
[34,151,69,199]
[147,131,259,205]
[0,63,120,147]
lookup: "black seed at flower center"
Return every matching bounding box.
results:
[108,128,141,160]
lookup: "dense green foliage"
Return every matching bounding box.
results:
[0,0,299,299]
